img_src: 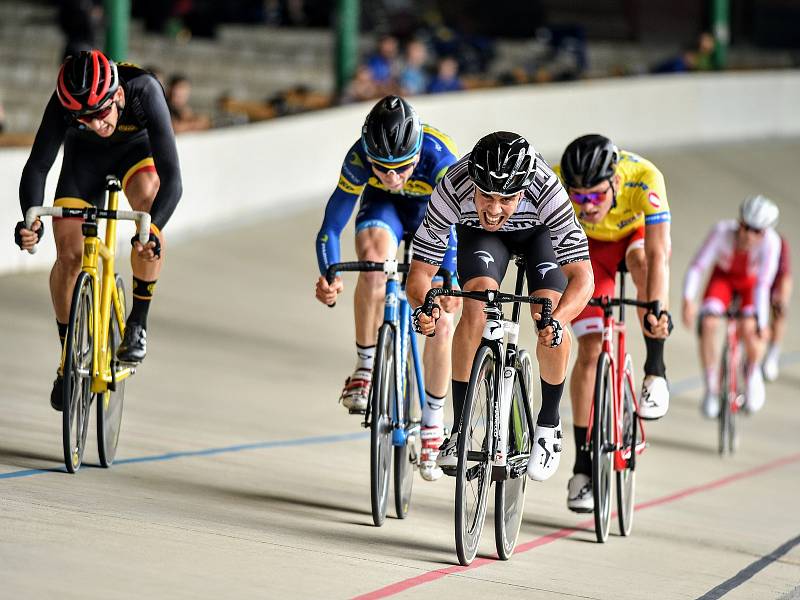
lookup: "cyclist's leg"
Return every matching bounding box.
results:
[738,286,767,411]
[765,272,791,379]
[698,272,729,415]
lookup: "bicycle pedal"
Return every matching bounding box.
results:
[348,407,366,415]
[441,465,457,477]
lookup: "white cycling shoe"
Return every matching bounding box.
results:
[701,390,720,419]
[745,366,766,413]
[340,368,371,412]
[436,433,459,469]
[567,473,593,513]
[527,422,562,482]
[419,425,443,482]
[638,375,669,420]
[762,346,780,383]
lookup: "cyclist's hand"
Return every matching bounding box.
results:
[644,310,673,339]
[682,300,696,329]
[413,305,440,337]
[534,313,563,348]
[14,219,43,251]
[316,275,343,306]
[439,293,461,313]
[132,232,161,261]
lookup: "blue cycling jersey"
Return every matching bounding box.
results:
[315,125,458,274]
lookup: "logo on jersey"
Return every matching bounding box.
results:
[117,124,139,132]
[474,251,495,268]
[648,192,661,208]
[536,262,558,278]
[348,152,364,168]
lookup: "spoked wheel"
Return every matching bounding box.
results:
[370,323,394,526]
[616,355,637,537]
[718,347,732,456]
[62,272,95,474]
[495,349,534,560]
[394,343,420,519]
[98,275,126,468]
[592,352,614,543]
[455,345,495,566]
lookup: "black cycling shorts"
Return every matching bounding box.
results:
[456,224,567,294]
[54,130,156,208]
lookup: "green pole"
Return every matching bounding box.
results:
[335,0,359,98]
[105,0,130,61]
[711,0,729,69]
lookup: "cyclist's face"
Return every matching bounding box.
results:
[569,178,615,223]
[370,156,418,191]
[80,88,123,138]
[473,188,522,231]
[737,222,765,250]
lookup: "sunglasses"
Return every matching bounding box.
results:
[740,222,764,234]
[76,102,114,123]
[569,185,612,206]
[371,161,415,175]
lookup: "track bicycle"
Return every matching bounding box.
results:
[26,175,150,473]
[421,256,549,566]
[718,297,747,456]
[325,247,452,526]
[586,263,657,543]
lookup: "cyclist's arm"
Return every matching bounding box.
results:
[410,172,461,271]
[407,259,441,310]
[315,187,360,274]
[19,94,68,216]
[644,220,671,307]
[535,161,591,265]
[683,222,726,301]
[755,231,781,330]
[552,259,594,324]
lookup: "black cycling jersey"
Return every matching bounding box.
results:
[19,64,182,230]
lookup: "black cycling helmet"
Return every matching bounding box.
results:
[361,95,423,164]
[468,131,536,195]
[560,134,619,189]
[56,49,119,115]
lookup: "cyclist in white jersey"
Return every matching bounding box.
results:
[407,132,594,482]
[682,195,781,416]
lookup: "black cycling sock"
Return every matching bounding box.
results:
[451,380,468,434]
[643,336,666,377]
[537,378,564,427]
[57,321,68,349]
[573,425,591,475]
[130,277,157,328]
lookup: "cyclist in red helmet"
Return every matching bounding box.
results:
[15,49,182,411]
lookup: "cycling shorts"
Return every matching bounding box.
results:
[572,226,645,337]
[54,130,156,212]
[355,186,457,279]
[455,224,567,294]
[701,266,756,318]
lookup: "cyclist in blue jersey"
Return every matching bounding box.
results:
[315,96,460,481]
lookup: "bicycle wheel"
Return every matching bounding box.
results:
[98,275,126,468]
[370,323,394,526]
[592,352,613,543]
[62,271,94,474]
[495,349,534,560]
[616,354,637,537]
[718,345,731,456]
[393,341,420,519]
[455,345,495,566]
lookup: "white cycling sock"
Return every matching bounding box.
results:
[705,367,719,395]
[422,391,445,429]
[355,343,375,372]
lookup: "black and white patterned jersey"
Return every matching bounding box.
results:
[412,154,589,267]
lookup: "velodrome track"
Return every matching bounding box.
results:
[1,138,799,599]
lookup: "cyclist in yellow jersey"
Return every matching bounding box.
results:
[555,134,673,513]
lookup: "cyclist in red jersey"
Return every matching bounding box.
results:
[763,235,792,381]
[14,50,182,411]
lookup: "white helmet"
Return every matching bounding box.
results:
[740,195,779,230]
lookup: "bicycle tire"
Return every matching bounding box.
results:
[98,274,126,468]
[393,342,419,519]
[616,354,636,537]
[592,352,613,543]
[62,271,94,474]
[495,349,534,560]
[455,345,495,566]
[718,345,731,456]
[370,323,394,526]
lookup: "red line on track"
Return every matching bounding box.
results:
[352,451,800,600]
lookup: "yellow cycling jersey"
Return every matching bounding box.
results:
[554,150,670,242]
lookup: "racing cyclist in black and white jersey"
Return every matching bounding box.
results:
[407,132,594,481]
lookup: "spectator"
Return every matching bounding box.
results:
[342,65,380,104]
[427,56,463,94]
[166,74,211,133]
[399,39,429,96]
[365,34,401,92]
[695,31,716,71]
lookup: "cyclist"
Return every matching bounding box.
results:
[408,131,594,483]
[682,195,781,417]
[314,95,460,481]
[15,50,182,411]
[556,134,673,513]
[763,234,791,382]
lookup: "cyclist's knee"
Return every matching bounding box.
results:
[575,333,602,368]
[125,171,160,210]
[355,226,395,260]
[357,269,386,295]
[434,309,454,339]
[626,248,647,281]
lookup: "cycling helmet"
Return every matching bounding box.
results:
[361,95,423,163]
[740,194,779,230]
[468,131,536,195]
[56,49,119,115]
[560,134,619,189]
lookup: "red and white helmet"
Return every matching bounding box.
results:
[56,49,119,114]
